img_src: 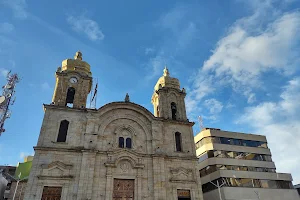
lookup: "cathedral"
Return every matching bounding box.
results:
[24,52,204,200]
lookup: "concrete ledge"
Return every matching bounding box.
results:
[203,187,300,200]
[198,157,276,170]
[196,143,271,156]
[201,170,293,184]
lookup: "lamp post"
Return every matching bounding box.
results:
[4,172,28,200]
[205,166,226,200]
[209,179,226,200]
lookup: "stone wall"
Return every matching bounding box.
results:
[24,102,204,200]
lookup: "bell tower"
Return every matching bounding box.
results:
[52,51,92,108]
[151,67,187,121]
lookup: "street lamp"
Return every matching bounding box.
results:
[205,166,226,200]
[3,172,28,200]
[209,179,226,200]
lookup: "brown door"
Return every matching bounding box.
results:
[113,179,134,200]
[177,189,191,200]
[41,186,62,200]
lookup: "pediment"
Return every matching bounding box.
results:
[39,161,73,180]
[41,161,72,170]
[105,149,144,169]
[170,167,195,183]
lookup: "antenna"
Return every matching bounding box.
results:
[90,79,98,109]
[89,82,94,108]
[0,72,20,136]
[198,116,204,131]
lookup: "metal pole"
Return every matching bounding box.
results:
[210,179,225,200]
[12,180,19,200]
[19,182,24,200]
[254,191,260,200]
[217,180,223,200]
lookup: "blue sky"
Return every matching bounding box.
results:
[0,0,300,184]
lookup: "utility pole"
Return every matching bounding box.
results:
[0,71,19,136]
[209,179,225,200]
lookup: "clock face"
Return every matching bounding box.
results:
[69,77,78,84]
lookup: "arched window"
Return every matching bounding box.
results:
[156,106,160,117]
[175,132,182,152]
[126,138,132,148]
[66,87,75,106]
[171,102,177,120]
[119,137,124,148]
[57,120,69,142]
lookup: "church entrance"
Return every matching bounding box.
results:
[113,179,134,200]
[41,186,62,200]
[177,189,191,200]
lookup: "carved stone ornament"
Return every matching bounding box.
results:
[119,161,130,173]
[38,161,73,180]
[169,167,195,183]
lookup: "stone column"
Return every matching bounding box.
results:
[137,168,143,200]
[152,156,167,200]
[77,151,96,200]
[105,167,113,200]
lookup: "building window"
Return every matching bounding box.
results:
[196,136,268,149]
[202,178,293,193]
[57,120,69,142]
[175,132,182,152]
[119,137,124,148]
[199,150,272,162]
[126,138,132,148]
[66,87,75,106]
[156,106,160,117]
[171,102,177,120]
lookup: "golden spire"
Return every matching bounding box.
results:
[74,51,82,60]
[163,66,170,77]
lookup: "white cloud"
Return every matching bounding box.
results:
[19,151,32,160]
[203,12,300,86]
[0,68,9,77]
[187,1,300,120]
[145,47,155,55]
[41,82,50,90]
[225,102,235,109]
[204,98,223,114]
[238,77,300,183]
[0,0,27,19]
[67,15,105,41]
[185,94,199,114]
[0,23,15,33]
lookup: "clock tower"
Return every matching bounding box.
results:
[52,51,92,108]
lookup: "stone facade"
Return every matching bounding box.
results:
[24,52,204,200]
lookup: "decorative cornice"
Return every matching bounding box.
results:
[34,146,198,161]
[37,175,73,180]
[41,161,73,170]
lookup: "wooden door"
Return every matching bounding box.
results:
[41,186,62,200]
[177,189,191,200]
[113,179,134,200]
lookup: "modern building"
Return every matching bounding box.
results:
[0,166,16,200]
[24,52,204,200]
[7,156,33,200]
[195,128,299,200]
[295,184,300,196]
